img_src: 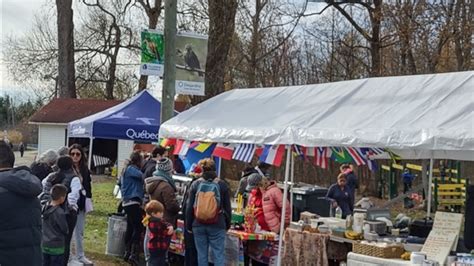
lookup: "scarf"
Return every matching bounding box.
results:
[153,169,177,191]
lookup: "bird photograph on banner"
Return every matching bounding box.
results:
[175,34,208,83]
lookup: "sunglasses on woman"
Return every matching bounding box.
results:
[70,152,81,157]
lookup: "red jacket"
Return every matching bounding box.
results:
[147,217,172,252]
[262,182,291,233]
[248,188,270,231]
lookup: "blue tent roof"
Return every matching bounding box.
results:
[68,90,165,142]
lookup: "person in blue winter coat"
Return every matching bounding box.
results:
[402,168,415,193]
[120,151,145,265]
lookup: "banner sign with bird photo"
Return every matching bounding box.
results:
[140,29,164,76]
[175,32,208,96]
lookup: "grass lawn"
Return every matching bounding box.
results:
[83,176,127,266]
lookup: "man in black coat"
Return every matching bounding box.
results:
[0,140,43,266]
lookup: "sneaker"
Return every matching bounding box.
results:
[77,256,93,265]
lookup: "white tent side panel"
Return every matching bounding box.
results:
[159,71,474,159]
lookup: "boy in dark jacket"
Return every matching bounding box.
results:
[143,200,174,266]
[42,184,69,266]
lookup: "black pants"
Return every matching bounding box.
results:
[124,204,143,252]
[149,250,167,266]
[64,211,78,266]
[184,229,197,266]
[43,253,64,266]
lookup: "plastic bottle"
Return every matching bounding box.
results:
[335,206,342,219]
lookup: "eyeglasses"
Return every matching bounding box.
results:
[70,152,81,157]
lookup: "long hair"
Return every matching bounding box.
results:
[69,143,89,175]
[50,156,74,185]
[129,151,142,168]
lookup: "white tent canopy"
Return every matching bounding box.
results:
[160,71,473,266]
[160,71,474,160]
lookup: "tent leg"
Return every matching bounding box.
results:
[427,156,434,218]
[277,146,291,266]
[87,137,94,170]
[290,151,295,221]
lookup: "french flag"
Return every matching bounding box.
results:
[314,147,329,169]
[173,139,191,156]
[259,145,285,166]
[346,147,366,166]
[212,143,235,160]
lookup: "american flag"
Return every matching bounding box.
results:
[232,144,256,163]
[314,147,329,169]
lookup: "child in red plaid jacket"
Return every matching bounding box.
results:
[143,200,174,266]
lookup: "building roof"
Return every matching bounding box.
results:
[30,96,191,124]
[30,98,123,124]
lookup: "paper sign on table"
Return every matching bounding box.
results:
[421,212,463,265]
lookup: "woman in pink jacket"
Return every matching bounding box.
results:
[261,177,291,233]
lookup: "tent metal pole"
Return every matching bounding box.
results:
[290,151,295,221]
[87,137,94,170]
[427,155,434,218]
[277,146,291,266]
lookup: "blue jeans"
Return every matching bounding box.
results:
[43,253,64,266]
[193,226,226,266]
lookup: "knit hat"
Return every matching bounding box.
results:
[155,157,173,173]
[246,173,262,191]
[57,146,69,156]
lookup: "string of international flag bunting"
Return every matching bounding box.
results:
[160,138,401,171]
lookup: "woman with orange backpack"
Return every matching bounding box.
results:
[185,158,232,266]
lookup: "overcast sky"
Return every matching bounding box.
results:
[0,0,45,97]
[0,0,328,100]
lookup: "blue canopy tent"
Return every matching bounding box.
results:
[68,90,165,168]
[69,90,162,142]
[68,90,220,173]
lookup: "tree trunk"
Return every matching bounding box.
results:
[106,25,121,100]
[194,0,238,104]
[56,0,76,98]
[138,1,162,91]
[369,0,383,77]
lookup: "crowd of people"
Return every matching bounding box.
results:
[118,146,233,266]
[0,136,363,266]
[0,140,93,266]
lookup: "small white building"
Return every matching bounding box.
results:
[29,98,121,156]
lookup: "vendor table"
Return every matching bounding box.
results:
[330,235,356,244]
[283,228,331,266]
[347,252,412,266]
[169,221,278,266]
[228,230,279,266]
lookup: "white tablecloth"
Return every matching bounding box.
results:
[347,252,413,266]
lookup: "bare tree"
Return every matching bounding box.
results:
[233,0,306,87]
[56,0,77,98]
[79,0,137,99]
